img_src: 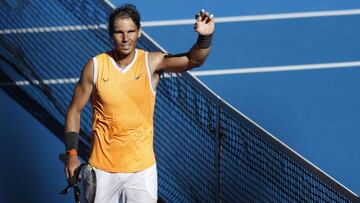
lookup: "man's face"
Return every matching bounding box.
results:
[112,17,141,56]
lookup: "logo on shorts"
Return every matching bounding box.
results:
[102,78,109,83]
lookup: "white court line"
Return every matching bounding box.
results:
[0,24,107,34]
[142,9,360,27]
[2,61,360,86]
[2,9,360,34]
[0,77,79,86]
[190,61,360,76]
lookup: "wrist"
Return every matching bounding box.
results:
[65,149,78,159]
[64,131,79,151]
[196,33,213,49]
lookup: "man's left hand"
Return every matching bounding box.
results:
[194,9,215,36]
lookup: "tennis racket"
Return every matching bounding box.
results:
[59,154,96,203]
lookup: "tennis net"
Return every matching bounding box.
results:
[0,0,359,202]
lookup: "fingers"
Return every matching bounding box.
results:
[195,9,214,23]
[65,165,74,180]
[65,166,69,180]
[65,157,80,181]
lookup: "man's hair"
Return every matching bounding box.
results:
[108,4,141,36]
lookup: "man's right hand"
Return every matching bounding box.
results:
[65,156,81,182]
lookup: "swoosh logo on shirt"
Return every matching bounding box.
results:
[135,72,142,80]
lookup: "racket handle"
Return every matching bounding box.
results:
[68,175,77,186]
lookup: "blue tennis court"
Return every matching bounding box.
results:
[1,0,359,202]
[120,0,360,195]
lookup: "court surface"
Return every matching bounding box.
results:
[0,1,359,202]
[112,0,360,195]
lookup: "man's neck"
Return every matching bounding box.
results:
[112,49,136,68]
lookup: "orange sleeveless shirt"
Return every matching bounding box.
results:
[88,49,156,173]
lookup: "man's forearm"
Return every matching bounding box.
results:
[65,109,81,132]
[187,44,211,67]
[64,110,81,152]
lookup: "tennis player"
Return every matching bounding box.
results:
[64,4,215,203]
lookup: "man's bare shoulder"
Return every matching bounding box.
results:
[148,51,167,72]
[149,51,167,61]
[79,58,95,84]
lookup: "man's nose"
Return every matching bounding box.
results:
[122,34,128,42]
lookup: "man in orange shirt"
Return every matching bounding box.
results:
[64,4,214,203]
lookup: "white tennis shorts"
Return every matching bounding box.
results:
[92,164,158,203]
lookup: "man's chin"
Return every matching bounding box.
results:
[117,47,134,54]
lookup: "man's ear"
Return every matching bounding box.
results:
[138,27,142,38]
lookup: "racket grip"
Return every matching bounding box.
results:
[68,175,77,186]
